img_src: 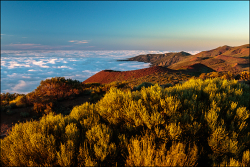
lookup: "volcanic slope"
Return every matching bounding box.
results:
[83,66,176,84]
[127,44,249,73]
[194,44,249,58]
[178,63,215,73]
[169,44,249,72]
[127,51,191,67]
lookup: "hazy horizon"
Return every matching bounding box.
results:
[1,1,249,51]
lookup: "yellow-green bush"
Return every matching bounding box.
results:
[1,94,27,113]
[125,130,198,166]
[9,95,26,107]
[221,71,234,80]
[1,78,249,166]
[0,93,24,106]
[240,71,250,80]
[199,73,208,80]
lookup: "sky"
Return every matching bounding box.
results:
[1,1,249,51]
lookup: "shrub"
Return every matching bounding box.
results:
[135,82,154,91]
[221,71,234,80]
[1,78,249,166]
[125,131,198,166]
[0,116,58,166]
[0,92,24,107]
[25,77,86,115]
[208,72,220,78]
[9,95,27,108]
[161,83,173,89]
[199,73,207,80]
[240,71,250,80]
[9,102,17,109]
[0,106,8,113]
[5,109,16,115]
[20,111,30,118]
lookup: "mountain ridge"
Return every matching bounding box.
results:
[126,51,191,67]
[125,44,249,73]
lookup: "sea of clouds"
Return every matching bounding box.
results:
[1,50,200,94]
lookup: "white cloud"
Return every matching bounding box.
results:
[4,43,46,50]
[69,40,88,44]
[0,34,14,37]
[7,43,41,46]
[47,58,57,64]
[13,80,27,90]
[32,60,50,68]
[58,66,72,69]
[7,61,31,69]
[82,70,99,74]
[1,60,6,66]
[185,51,201,55]
[3,43,73,50]
[3,80,40,94]
[7,73,19,78]
[1,50,199,94]
[22,76,31,79]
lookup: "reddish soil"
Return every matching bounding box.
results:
[194,44,249,58]
[189,57,199,62]
[189,56,209,62]
[239,48,250,55]
[1,95,91,139]
[83,66,177,84]
[195,45,231,57]
[222,45,249,56]
[214,55,248,64]
[178,63,215,73]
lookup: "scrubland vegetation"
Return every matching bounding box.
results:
[1,77,91,117]
[1,71,249,115]
[1,76,250,166]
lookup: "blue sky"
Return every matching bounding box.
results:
[1,1,249,51]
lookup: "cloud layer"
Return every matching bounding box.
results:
[1,50,200,94]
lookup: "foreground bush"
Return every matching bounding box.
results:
[1,78,249,166]
[0,93,26,113]
[25,77,86,115]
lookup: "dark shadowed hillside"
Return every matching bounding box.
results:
[177,63,215,73]
[126,51,191,67]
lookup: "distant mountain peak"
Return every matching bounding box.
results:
[179,51,191,56]
[219,45,231,49]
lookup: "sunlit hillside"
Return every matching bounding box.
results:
[127,44,249,73]
[169,44,249,72]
